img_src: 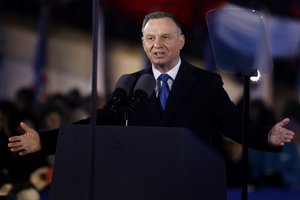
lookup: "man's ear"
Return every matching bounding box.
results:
[141,36,146,50]
[179,34,185,49]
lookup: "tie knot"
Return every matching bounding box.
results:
[159,74,170,82]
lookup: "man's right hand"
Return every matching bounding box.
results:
[8,122,41,156]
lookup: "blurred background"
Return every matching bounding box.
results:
[1,0,300,199]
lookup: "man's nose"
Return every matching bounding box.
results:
[153,37,163,47]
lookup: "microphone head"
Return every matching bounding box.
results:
[133,74,156,98]
[108,74,136,113]
[114,74,136,96]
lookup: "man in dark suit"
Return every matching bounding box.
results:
[8,11,294,156]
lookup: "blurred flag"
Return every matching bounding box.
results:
[206,3,300,108]
[33,2,50,102]
[97,7,106,99]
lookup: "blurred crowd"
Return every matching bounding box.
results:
[223,98,300,189]
[0,87,97,199]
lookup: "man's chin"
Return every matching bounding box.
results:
[152,59,167,66]
[153,63,166,68]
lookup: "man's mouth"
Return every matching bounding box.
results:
[153,51,166,57]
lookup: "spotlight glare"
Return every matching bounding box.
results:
[250,70,260,82]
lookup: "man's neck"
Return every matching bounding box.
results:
[153,58,181,73]
[152,58,181,81]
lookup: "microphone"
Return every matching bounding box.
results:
[107,74,136,113]
[127,74,156,115]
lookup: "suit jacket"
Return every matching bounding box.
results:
[39,59,276,155]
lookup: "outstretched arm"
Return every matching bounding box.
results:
[268,118,295,147]
[8,122,41,156]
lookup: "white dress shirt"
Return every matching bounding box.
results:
[152,58,181,97]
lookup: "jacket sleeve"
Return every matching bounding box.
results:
[38,107,123,155]
[211,74,281,152]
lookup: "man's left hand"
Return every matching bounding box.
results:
[269,118,295,147]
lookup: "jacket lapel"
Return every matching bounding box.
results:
[160,60,198,125]
[137,66,163,124]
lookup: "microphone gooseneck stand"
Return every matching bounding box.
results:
[124,111,129,127]
[89,0,100,200]
[239,69,257,200]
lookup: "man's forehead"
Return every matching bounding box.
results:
[143,18,179,35]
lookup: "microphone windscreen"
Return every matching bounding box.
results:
[134,74,156,98]
[114,74,136,95]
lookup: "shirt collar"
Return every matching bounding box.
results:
[152,58,181,81]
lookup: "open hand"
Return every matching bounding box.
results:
[269,118,295,147]
[8,122,41,155]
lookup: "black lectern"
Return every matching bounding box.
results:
[49,125,226,200]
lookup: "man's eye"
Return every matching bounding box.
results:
[146,37,154,41]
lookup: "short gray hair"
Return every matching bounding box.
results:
[141,11,182,34]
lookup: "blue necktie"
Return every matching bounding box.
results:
[158,74,170,110]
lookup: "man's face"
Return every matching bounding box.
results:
[142,17,185,71]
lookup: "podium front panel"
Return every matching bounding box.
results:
[50,125,226,200]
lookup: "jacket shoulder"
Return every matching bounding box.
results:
[184,61,223,83]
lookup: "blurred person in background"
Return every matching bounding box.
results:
[6,181,40,200]
[0,96,49,185]
[222,99,277,187]
[248,100,300,188]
